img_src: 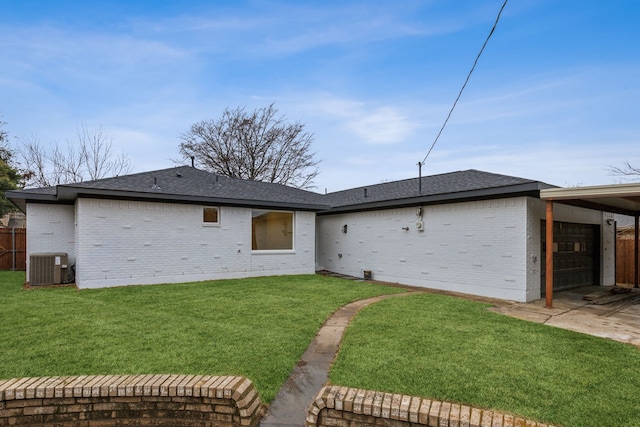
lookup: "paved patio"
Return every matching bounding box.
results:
[488,285,640,347]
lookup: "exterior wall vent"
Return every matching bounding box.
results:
[29,253,69,286]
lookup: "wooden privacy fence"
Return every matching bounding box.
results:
[616,238,639,285]
[0,228,26,271]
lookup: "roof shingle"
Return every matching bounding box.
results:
[7,167,553,213]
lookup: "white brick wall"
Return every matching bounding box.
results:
[525,198,542,301]
[70,199,315,288]
[25,193,614,295]
[317,196,616,302]
[317,198,531,301]
[25,204,76,283]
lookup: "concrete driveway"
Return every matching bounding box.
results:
[488,285,640,347]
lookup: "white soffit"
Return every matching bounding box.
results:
[540,183,640,215]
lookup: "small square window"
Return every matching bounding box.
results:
[203,207,219,224]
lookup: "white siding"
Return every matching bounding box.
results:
[316,198,530,301]
[74,199,315,288]
[25,204,76,283]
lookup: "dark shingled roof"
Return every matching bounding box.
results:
[7,166,328,212]
[320,169,554,214]
[7,167,554,214]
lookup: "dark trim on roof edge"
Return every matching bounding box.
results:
[6,192,59,213]
[9,181,555,215]
[10,186,328,212]
[318,182,549,215]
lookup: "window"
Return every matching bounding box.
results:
[203,207,219,225]
[251,210,293,251]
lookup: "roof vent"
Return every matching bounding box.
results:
[176,172,182,178]
[151,177,161,190]
[364,188,368,198]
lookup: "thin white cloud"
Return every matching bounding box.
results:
[0,24,188,86]
[128,1,474,58]
[347,107,415,144]
[304,95,419,145]
[2,0,638,197]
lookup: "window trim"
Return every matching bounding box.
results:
[202,206,220,226]
[251,209,295,252]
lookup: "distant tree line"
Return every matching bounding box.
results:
[0,103,321,216]
[4,103,640,220]
[17,123,132,188]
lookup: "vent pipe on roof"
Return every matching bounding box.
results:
[418,161,423,194]
[190,156,195,167]
[364,188,368,198]
[152,177,161,190]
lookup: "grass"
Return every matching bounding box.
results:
[4,270,640,426]
[0,271,403,402]
[330,293,640,427]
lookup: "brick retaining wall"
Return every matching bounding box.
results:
[0,374,262,426]
[306,385,556,427]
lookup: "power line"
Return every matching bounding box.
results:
[420,0,509,166]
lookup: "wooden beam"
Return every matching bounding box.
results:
[635,215,639,289]
[546,200,554,308]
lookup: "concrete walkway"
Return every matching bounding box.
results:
[260,281,640,426]
[260,292,417,427]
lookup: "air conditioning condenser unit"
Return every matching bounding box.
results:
[29,253,69,286]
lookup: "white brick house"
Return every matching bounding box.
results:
[314,170,616,302]
[8,167,617,302]
[10,167,322,289]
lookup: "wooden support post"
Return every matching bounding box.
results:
[635,215,639,289]
[545,200,554,308]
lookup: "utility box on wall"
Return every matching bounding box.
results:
[29,253,68,286]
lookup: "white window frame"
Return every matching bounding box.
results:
[251,209,295,253]
[202,206,220,226]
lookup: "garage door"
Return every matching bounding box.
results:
[541,221,600,295]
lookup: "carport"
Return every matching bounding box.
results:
[540,183,640,308]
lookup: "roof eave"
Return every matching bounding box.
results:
[5,190,61,213]
[57,186,328,211]
[540,184,640,216]
[319,182,550,215]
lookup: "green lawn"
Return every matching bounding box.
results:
[330,293,640,427]
[4,271,640,426]
[0,271,403,402]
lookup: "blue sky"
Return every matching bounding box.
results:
[1,0,639,191]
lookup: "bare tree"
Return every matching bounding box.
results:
[179,104,320,189]
[0,117,24,216]
[17,124,133,188]
[608,161,640,181]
